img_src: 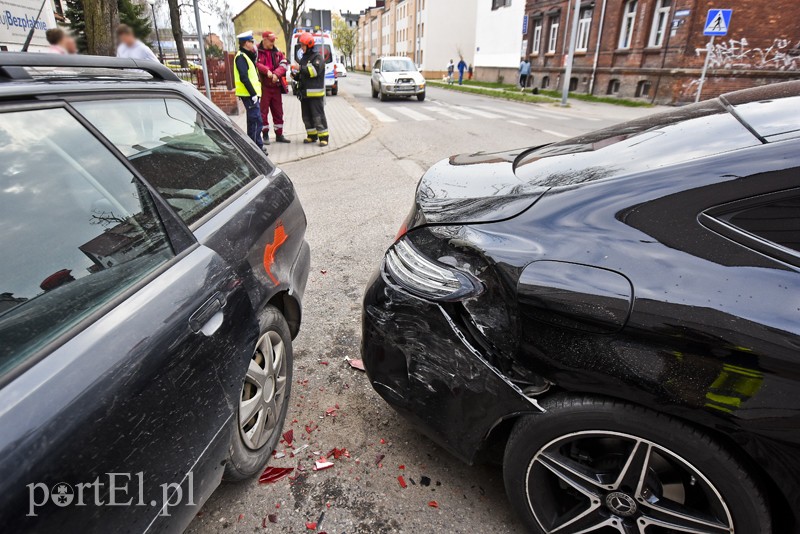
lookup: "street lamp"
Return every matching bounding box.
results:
[147,0,165,63]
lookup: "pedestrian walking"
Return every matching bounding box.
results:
[235,31,266,154]
[468,64,473,81]
[457,57,467,85]
[446,59,455,84]
[45,28,77,54]
[295,32,329,147]
[257,30,290,145]
[116,24,158,61]
[519,57,531,90]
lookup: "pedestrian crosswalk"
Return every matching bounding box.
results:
[363,99,597,128]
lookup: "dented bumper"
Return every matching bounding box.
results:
[361,268,542,464]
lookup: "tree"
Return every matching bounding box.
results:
[265,0,306,54]
[119,0,152,44]
[332,15,357,69]
[66,0,88,53]
[205,43,223,59]
[166,0,188,67]
[83,0,118,56]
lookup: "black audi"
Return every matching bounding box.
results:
[362,81,800,533]
[0,55,309,532]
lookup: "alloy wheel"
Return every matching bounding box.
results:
[238,330,288,450]
[526,430,734,533]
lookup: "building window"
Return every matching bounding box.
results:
[547,17,559,53]
[531,19,542,55]
[618,0,637,49]
[607,78,620,94]
[576,8,592,51]
[492,0,512,9]
[569,77,579,91]
[635,80,651,97]
[542,75,550,88]
[648,0,672,47]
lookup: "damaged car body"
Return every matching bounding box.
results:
[363,81,800,533]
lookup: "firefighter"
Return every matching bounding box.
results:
[295,32,329,147]
[256,30,290,144]
[234,31,265,153]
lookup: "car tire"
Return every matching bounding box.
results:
[331,82,339,96]
[378,86,387,102]
[224,305,293,481]
[417,91,426,101]
[503,396,771,534]
[371,83,378,98]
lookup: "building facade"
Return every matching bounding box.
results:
[474,0,527,84]
[232,0,285,49]
[524,0,800,104]
[356,0,478,77]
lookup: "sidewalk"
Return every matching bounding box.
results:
[231,93,371,165]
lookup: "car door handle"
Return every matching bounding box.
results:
[189,292,226,336]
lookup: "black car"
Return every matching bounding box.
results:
[0,55,309,532]
[363,81,800,533]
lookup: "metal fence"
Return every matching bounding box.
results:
[169,54,235,91]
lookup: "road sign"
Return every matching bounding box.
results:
[703,9,732,36]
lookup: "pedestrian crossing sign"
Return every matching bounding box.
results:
[704,9,732,36]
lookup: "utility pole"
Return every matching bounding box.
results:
[193,0,212,100]
[560,0,581,106]
[147,0,164,62]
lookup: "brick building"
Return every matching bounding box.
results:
[524,0,800,104]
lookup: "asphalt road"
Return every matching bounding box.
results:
[187,74,662,534]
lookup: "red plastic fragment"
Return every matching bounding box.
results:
[325,407,337,416]
[305,423,318,434]
[268,513,278,523]
[398,464,405,470]
[282,429,294,446]
[306,522,317,530]
[320,361,329,366]
[397,475,407,489]
[258,466,294,484]
[380,438,386,445]
[238,513,244,522]
[428,500,439,508]
[327,447,350,459]
[348,359,365,371]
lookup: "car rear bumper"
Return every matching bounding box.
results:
[361,267,541,464]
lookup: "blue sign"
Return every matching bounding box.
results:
[703,9,732,36]
[522,15,528,35]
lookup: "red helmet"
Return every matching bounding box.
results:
[298,32,315,49]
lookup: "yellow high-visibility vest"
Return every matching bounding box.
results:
[234,51,261,97]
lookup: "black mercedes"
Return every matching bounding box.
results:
[362,81,800,533]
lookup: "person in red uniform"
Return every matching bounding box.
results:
[256,30,291,144]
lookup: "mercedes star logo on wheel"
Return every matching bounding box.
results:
[605,492,638,517]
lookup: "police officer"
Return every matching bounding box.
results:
[295,32,329,147]
[234,31,266,153]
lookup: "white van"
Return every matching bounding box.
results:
[289,29,340,96]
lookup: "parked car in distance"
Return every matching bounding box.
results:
[371,56,426,101]
[165,59,202,71]
[362,81,800,533]
[335,62,348,77]
[0,54,310,533]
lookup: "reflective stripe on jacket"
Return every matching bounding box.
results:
[235,51,262,97]
[299,48,325,98]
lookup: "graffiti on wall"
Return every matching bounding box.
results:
[697,38,800,71]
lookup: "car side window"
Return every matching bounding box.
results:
[0,107,175,377]
[73,98,260,226]
[716,195,800,253]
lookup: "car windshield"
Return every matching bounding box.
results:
[382,59,416,72]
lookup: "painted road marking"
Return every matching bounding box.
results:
[365,107,397,123]
[392,107,435,121]
[542,129,570,138]
[509,120,529,127]
[458,106,504,119]
[425,107,469,120]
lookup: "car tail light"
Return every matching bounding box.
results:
[383,238,481,301]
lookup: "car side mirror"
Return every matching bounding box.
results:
[373,68,380,73]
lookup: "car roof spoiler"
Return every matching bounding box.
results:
[0,53,181,82]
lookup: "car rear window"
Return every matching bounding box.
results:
[730,95,800,142]
[73,98,260,226]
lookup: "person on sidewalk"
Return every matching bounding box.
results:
[235,31,266,154]
[446,59,455,84]
[468,64,473,81]
[256,30,291,145]
[519,57,531,90]
[116,24,158,61]
[45,28,77,55]
[457,57,467,85]
[295,32,329,147]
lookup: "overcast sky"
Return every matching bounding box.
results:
[230,0,374,17]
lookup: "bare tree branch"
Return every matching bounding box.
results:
[265,0,306,53]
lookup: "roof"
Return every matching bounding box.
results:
[232,0,278,22]
[0,53,180,83]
